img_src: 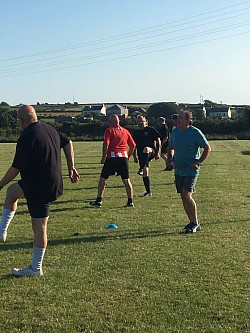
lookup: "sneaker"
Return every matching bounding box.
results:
[0,231,7,242]
[137,169,143,176]
[90,201,102,208]
[140,191,152,197]
[185,222,201,233]
[12,265,43,277]
[126,202,134,207]
[164,165,173,171]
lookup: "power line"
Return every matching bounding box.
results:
[1,29,249,78]
[1,0,250,62]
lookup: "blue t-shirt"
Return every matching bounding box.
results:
[170,126,208,176]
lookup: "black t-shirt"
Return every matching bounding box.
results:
[159,124,170,146]
[133,126,160,153]
[12,122,70,202]
[159,124,169,140]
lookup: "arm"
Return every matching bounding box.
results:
[101,143,108,164]
[63,140,80,183]
[167,145,175,167]
[127,135,136,159]
[0,166,20,189]
[155,138,161,160]
[133,148,138,163]
[192,143,211,170]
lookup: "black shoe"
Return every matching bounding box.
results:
[165,165,173,171]
[126,202,134,207]
[90,201,102,208]
[137,169,143,176]
[185,222,201,233]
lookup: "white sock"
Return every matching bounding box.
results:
[31,247,46,272]
[0,208,15,234]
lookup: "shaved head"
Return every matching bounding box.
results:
[18,105,38,123]
[109,114,119,126]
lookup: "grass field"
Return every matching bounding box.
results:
[0,140,249,333]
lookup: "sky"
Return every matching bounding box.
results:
[1,0,250,106]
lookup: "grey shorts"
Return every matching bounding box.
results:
[175,175,198,193]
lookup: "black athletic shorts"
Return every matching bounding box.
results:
[137,149,155,169]
[101,157,129,180]
[18,180,50,218]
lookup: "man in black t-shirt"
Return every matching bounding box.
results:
[157,117,170,170]
[133,115,161,197]
[0,105,79,277]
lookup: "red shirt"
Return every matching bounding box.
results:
[104,125,136,158]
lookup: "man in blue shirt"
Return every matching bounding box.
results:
[167,110,211,233]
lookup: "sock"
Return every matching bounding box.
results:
[143,176,151,193]
[0,208,15,234]
[31,247,46,272]
[96,197,102,203]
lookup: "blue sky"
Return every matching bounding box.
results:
[1,0,250,105]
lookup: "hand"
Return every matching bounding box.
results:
[69,168,80,183]
[192,161,200,170]
[101,157,106,164]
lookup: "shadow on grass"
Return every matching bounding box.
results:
[241,150,250,155]
[0,228,181,255]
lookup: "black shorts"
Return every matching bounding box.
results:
[137,150,155,169]
[18,180,50,218]
[101,157,129,180]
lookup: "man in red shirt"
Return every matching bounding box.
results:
[90,114,136,207]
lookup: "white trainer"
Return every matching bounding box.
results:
[140,191,152,197]
[12,265,43,277]
[0,231,7,242]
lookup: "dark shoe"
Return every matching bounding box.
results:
[90,201,102,208]
[126,202,134,207]
[164,165,173,171]
[185,222,201,233]
[137,169,143,176]
[140,191,152,197]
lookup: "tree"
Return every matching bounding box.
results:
[147,102,180,119]
[0,106,17,129]
[203,99,217,108]
[243,106,250,123]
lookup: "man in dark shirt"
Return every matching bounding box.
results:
[133,115,161,197]
[0,105,79,277]
[157,117,170,170]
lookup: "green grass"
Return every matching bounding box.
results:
[0,140,250,333]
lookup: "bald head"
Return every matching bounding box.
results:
[18,105,38,126]
[109,114,119,126]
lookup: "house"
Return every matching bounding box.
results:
[206,106,232,119]
[82,104,106,116]
[106,104,128,117]
[182,103,207,117]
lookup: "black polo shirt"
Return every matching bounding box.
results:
[133,126,160,154]
[12,122,69,202]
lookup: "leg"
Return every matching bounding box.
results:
[4,182,25,210]
[90,177,107,207]
[0,182,25,241]
[32,217,49,248]
[180,190,198,223]
[122,178,133,201]
[97,177,106,199]
[12,201,49,276]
